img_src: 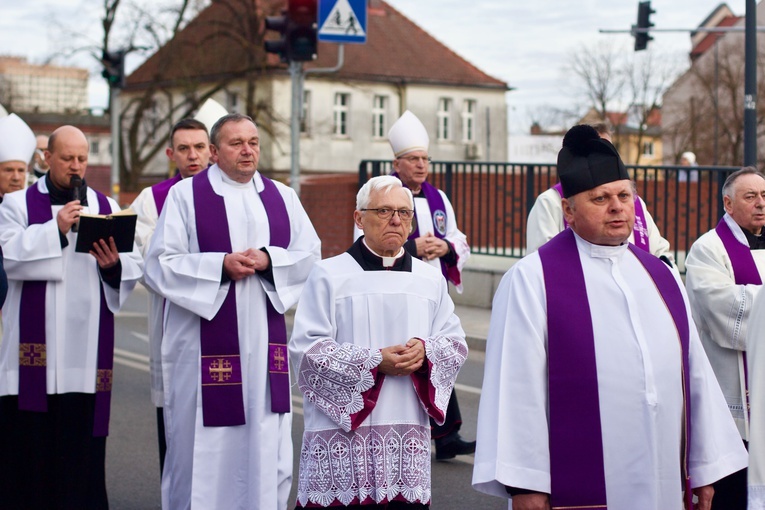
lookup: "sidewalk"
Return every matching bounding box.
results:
[455,303,491,352]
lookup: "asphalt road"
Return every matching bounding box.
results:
[105,285,507,509]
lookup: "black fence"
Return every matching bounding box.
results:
[359,160,740,271]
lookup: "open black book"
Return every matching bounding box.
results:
[74,208,137,253]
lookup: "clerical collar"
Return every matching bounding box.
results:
[346,237,412,272]
[572,231,628,259]
[743,228,765,250]
[45,173,88,206]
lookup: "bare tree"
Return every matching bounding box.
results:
[623,50,681,165]
[564,39,628,120]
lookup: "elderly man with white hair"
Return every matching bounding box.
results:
[290,175,467,509]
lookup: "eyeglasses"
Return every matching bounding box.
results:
[397,155,432,164]
[361,208,415,220]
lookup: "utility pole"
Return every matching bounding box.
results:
[744,0,757,166]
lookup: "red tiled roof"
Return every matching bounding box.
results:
[690,15,741,60]
[127,0,507,90]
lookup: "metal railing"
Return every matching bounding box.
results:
[359,160,739,271]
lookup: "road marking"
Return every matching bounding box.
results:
[114,348,150,372]
[455,383,481,396]
[116,311,148,318]
[130,332,150,343]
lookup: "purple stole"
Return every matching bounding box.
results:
[551,183,650,252]
[538,229,692,509]
[714,217,761,420]
[151,173,182,214]
[391,172,461,287]
[19,183,116,437]
[192,169,291,427]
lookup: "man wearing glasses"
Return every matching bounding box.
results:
[290,175,467,508]
[389,110,474,461]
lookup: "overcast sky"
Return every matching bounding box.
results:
[0,0,750,132]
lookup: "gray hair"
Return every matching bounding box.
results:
[210,113,256,146]
[722,166,764,199]
[356,175,414,210]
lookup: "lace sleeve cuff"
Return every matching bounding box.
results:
[297,339,384,432]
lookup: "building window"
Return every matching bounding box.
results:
[227,91,240,113]
[642,141,654,157]
[437,98,452,141]
[372,95,388,138]
[301,90,311,134]
[90,140,100,155]
[462,100,476,142]
[333,93,350,136]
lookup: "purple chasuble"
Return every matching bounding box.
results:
[391,172,461,287]
[151,173,182,215]
[714,217,761,422]
[192,170,291,427]
[19,183,116,437]
[550,183,650,252]
[538,229,692,509]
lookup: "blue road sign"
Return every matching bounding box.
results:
[318,0,367,44]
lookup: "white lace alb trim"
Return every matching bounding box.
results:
[297,424,431,507]
[425,336,468,414]
[298,339,382,432]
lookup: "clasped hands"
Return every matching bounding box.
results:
[378,338,425,376]
[415,232,449,261]
[223,248,271,281]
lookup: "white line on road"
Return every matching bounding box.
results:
[116,311,149,318]
[130,332,150,343]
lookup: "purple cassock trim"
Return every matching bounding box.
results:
[193,170,246,427]
[151,173,182,215]
[259,176,292,413]
[192,170,292,425]
[539,229,691,508]
[391,172,460,287]
[715,218,763,285]
[715,217,761,424]
[92,191,115,437]
[20,185,115,437]
[18,183,52,413]
[627,244,693,509]
[538,229,607,509]
[550,184,650,253]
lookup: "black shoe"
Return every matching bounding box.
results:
[435,435,476,461]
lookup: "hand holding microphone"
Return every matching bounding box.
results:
[70,176,83,233]
[56,176,83,235]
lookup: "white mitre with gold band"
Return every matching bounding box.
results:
[194,98,229,133]
[0,113,36,165]
[388,110,429,157]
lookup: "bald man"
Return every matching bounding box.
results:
[0,125,143,508]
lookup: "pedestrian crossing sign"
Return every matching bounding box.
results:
[318,0,367,44]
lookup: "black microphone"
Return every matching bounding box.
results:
[70,176,83,233]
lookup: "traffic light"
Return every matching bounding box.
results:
[287,0,318,62]
[634,1,655,51]
[265,12,289,62]
[101,50,126,89]
[264,0,318,63]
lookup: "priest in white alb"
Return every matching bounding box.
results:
[131,106,219,474]
[685,166,765,509]
[472,126,747,510]
[0,125,143,508]
[525,124,673,266]
[290,175,467,508]
[144,113,320,509]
